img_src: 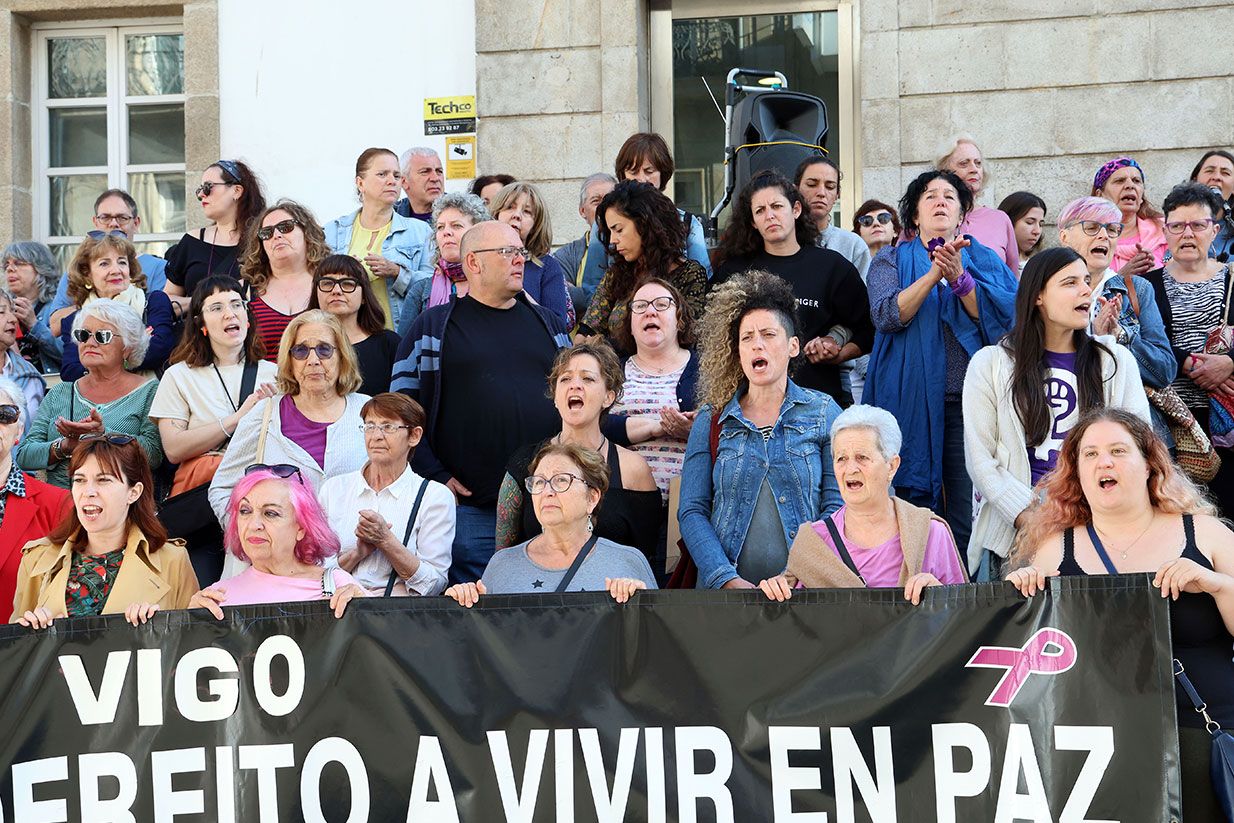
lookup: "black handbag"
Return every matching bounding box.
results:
[1175,658,1234,821]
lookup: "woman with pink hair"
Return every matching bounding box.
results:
[188,465,365,618]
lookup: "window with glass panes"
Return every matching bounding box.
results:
[35,25,186,268]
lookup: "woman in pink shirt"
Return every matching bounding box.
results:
[936,136,1020,275]
[1092,156,1167,276]
[758,405,967,603]
[189,466,365,618]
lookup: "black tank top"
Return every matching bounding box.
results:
[1060,515,1234,728]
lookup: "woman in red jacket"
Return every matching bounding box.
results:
[0,377,68,613]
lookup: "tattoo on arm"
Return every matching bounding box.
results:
[494,474,524,550]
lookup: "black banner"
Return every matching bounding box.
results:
[0,577,1179,821]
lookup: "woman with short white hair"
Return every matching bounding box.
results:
[936,135,1020,274]
[759,404,967,603]
[3,240,62,370]
[16,300,162,489]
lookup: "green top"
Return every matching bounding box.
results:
[15,379,163,489]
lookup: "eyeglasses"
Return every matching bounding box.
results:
[72,328,114,345]
[195,180,236,199]
[203,299,247,315]
[289,342,336,361]
[856,213,894,227]
[79,433,137,446]
[1066,220,1125,238]
[360,422,412,435]
[317,277,360,294]
[86,229,129,240]
[257,219,301,242]
[524,472,591,495]
[245,463,305,484]
[0,404,19,425]
[1164,219,1217,235]
[95,213,134,225]
[471,246,528,260]
[630,296,676,314]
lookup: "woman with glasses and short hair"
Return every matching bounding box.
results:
[851,200,901,259]
[241,200,331,360]
[3,240,63,371]
[309,255,401,397]
[17,301,162,490]
[208,310,368,579]
[12,434,196,628]
[165,159,267,315]
[446,441,657,605]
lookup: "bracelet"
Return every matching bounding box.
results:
[50,438,65,463]
[950,270,976,298]
[218,418,232,439]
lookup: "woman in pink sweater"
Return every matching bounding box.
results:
[1092,156,1167,276]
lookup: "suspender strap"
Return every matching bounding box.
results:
[822,516,866,586]
[556,534,600,593]
[384,478,432,597]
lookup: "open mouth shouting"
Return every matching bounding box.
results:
[843,476,865,493]
[80,503,104,522]
[565,392,586,411]
[1097,474,1118,491]
[750,355,770,374]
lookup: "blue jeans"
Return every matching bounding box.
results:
[449,503,497,585]
[898,400,972,556]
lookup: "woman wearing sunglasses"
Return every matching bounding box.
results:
[189,465,364,618]
[446,441,657,606]
[852,200,902,259]
[165,159,267,315]
[51,231,175,382]
[308,255,400,397]
[208,310,368,577]
[11,434,197,628]
[17,301,162,490]
[241,200,331,361]
[0,378,68,614]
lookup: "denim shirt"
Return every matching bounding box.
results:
[678,380,842,589]
[324,210,435,330]
[578,209,712,301]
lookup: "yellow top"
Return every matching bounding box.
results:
[347,216,395,330]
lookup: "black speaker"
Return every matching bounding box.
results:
[730,89,829,195]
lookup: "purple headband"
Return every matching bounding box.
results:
[1093,157,1143,191]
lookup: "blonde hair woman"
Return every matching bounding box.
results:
[935,135,1020,274]
[488,182,574,328]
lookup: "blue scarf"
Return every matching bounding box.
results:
[864,236,1018,505]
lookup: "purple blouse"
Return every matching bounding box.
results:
[279,394,328,469]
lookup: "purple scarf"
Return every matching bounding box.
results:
[428,258,467,307]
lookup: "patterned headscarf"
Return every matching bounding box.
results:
[1093,157,1143,191]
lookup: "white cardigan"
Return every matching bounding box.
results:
[962,337,1151,571]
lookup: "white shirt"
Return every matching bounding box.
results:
[319,464,455,595]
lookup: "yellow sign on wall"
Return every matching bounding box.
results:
[445,135,476,179]
[424,96,476,135]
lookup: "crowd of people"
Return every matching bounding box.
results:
[1,133,1232,814]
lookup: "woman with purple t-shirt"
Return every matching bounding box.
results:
[758,405,967,605]
[962,247,1152,581]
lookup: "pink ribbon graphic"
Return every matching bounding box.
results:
[966,628,1078,708]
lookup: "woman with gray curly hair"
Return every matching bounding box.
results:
[3,241,62,371]
[676,270,842,589]
[396,191,492,336]
[16,300,162,488]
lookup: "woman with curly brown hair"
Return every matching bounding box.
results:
[1005,407,1234,819]
[579,181,707,348]
[242,200,331,360]
[713,170,873,406]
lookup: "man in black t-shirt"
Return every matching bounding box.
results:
[392,221,568,583]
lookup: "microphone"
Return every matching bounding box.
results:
[1210,186,1231,216]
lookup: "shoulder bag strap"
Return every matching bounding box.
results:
[555,534,599,593]
[1083,523,1120,575]
[321,566,337,596]
[708,410,722,460]
[822,516,867,586]
[1174,658,1223,733]
[1122,273,1141,318]
[254,396,275,464]
[384,478,431,597]
[239,360,259,405]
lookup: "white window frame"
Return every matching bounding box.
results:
[32,19,186,259]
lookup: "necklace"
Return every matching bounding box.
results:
[632,351,685,375]
[1094,513,1156,560]
[556,431,606,453]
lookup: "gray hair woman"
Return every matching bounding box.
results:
[398,192,492,334]
[15,301,162,489]
[759,404,968,603]
[0,290,45,421]
[3,240,62,371]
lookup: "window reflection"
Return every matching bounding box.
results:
[125,34,185,96]
[48,37,107,99]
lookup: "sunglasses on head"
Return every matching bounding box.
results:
[72,328,114,345]
[245,463,305,483]
[86,229,129,240]
[79,432,137,446]
[257,219,301,242]
[856,213,894,227]
[289,342,336,361]
[0,404,19,425]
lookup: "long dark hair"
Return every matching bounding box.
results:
[211,159,266,237]
[715,170,819,267]
[1001,246,1112,447]
[308,254,387,335]
[594,180,687,306]
[169,275,266,367]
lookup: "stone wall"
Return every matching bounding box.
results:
[475,0,648,246]
[857,0,1234,227]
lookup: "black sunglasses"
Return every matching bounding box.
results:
[79,433,137,446]
[256,219,301,242]
[245,463,305,484]
[856,213,894,227]
[194,180,236,199]
[0,404,18,425]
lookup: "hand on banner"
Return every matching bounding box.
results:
[16,606,61,629]
[605,577,647,603]
[1004,565,1058,597]
[330,583,366,618]
[189,587,228,619]
[124,603,161,626]
[903,572,942,605]
[1154,557,1231,600]
[757,575,794,602]
[445,580,486,608]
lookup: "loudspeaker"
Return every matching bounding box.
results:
[729,89,829,195]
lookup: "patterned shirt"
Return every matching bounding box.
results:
[1163,267,1228,408]
[65,546,126,617]
[0,464,25,524]
[610,359,687,502]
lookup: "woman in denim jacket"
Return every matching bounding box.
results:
[678,270,843,589]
